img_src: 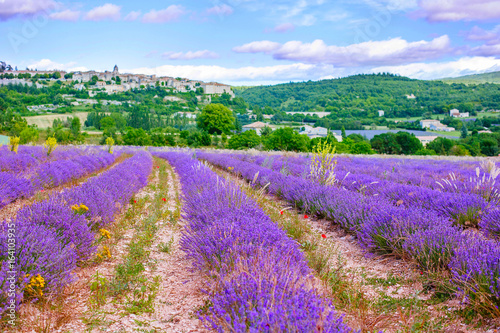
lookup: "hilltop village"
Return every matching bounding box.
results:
[0,64,234,97]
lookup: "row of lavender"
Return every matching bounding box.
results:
[253,154,500,199]
[0,148,120,209]
[0,151,152,317]
[0,145,90,175]
[233,153,500,237]
[198,151,500,311]
[155,152,355,332]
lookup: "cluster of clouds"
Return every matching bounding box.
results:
[3,0,500,22]
[0,1,232,22]
[233,36,452,67]
[4,0,500,84]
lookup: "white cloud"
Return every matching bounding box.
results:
[163,50,219,60]
[233,40,282,53]
[49,9,80,22]
[124,11,141,21]
[206,4,234,16]
[274,23,295,33]
[372,56,500,80]
[464,25,500,41]
[0,0,55,20]
[27,59,88,72]
[142,5,185,23]
[124,63,345,85]
[233,36,451,66]
[417,0,500,22]
[84,3,121,21]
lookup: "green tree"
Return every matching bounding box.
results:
[427,137,455,155]
[228,130,261,149]
[350,141,374,154]
[395,132,423,155]
[264,127,310,152]
[370,133,402,154]
[341,126,347,140]
[196,103,235,134]
[70,117,81,138]
[260,126,273,137]
[19,127,39,144]
[52,71,61,79]
[460,125,468,139]
[449,145,471,156]
[122,128,152,146]
[100,117,116,131]
[479,136,498,156]
[415,148,437,156]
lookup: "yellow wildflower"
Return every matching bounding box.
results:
[99,228,111,239]
[24,274,45,298]
[102,246,111,258]
[79,204,89,211]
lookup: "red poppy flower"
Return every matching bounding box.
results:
[280,210,284,215]
[321,234,327,239]
[133,200,137,203]
[304,214,308,219]
[162,198,166,202]
[40,189,44,192]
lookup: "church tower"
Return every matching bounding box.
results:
[113,65,119,75]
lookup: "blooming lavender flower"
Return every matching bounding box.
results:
[155,151,355,332]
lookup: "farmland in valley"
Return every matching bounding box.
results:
[1,144,500,332]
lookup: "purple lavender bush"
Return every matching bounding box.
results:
[155,151,355,332]
[0,150,152,319]
[196,151,500,308]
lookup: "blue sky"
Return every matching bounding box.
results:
[1,0,500,85]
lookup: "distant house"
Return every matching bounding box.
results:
[419,119,441,128]
[242,122,273,136]
[406,94,416,99]
[173,112,197,119]
[378,110,385,117]
[416,135,438,145]
[429,123,455,132]
[450,109,469,118]
[300,125,342,142]
[420,119,454,132]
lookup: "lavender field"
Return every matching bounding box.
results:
[1,145,500,332]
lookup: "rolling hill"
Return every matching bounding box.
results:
[236,73,500,118]
[439,71,500,84]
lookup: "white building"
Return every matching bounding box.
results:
[378,110,385,117]
[300,125,342,142]
[450,109,470,118]
[242,122,273,136]
[429,123,455,132]
[201,83,234,97]
[419,119,441,129]
[416,135,438,145]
